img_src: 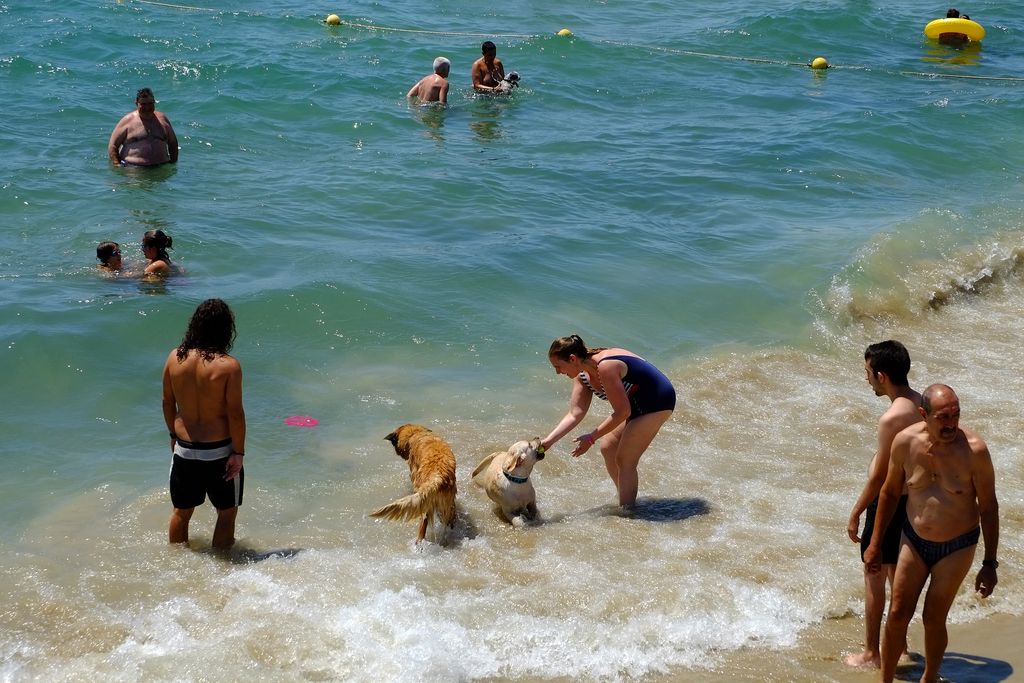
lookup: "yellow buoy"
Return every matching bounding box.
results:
[810,56,829,70]
[557,28,573,37]
[324,14,341,26]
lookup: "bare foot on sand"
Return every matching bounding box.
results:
[843,651,880,668]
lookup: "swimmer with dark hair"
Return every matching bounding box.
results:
[142,229,175,276]
[472,41,508,93]
[96,241,122,271]
[939,7,971,45]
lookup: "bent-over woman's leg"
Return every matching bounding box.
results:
[599,423,625,490]
[610,410,672,507]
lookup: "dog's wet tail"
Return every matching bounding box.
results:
[370,480,457,526]
[370,491,433,522]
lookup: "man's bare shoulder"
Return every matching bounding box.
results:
[214,353,241,369]
[204,353,242,379]
[892,420,926,444]
[166,349,239,369]
[880,396,922,431]
[960,425,989,455]
[192,351,240,370]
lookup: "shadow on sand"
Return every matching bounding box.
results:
[896,650,1013,682]
[617,497,712,522]
[227,547,303,564]
[541,497,712,525]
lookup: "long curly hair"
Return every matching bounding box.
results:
[176,299,236,362]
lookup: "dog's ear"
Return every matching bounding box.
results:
[503,452,525,473]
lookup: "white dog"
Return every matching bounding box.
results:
[471,438,544,525]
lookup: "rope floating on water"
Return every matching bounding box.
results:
[894,70,1024,81]
[601,40,809,68]
[128,0,219,12]
[817,63,1024,81]
[333,19,535,40]
[122,3,1024,83]
[605,39,1024,82]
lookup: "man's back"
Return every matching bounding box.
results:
[418,74,448,102]
[408,72,449,104]
[164,349,240,441]
[871,393,923,477]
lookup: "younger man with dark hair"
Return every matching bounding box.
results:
[471,40,507,93]
[844,340,922,669]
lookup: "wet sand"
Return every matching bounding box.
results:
[680,611,1022,682]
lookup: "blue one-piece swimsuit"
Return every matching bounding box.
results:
[579,355,676,420]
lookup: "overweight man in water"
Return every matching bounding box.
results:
[108,87,178,166]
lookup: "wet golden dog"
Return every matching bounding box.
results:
[471,438,544,525]
[371,424,457,544]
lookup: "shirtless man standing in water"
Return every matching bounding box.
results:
[471,41,508,93]
[108,87,178,166]
[845,341,922,669]
[866,384,999,683]
[407,57,451,104]
[163,299,245,549]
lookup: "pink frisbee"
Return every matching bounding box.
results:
[284,415,319,427]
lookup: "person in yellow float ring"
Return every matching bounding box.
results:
[939,8,971,46]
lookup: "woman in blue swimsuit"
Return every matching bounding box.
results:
[541,334,676,507]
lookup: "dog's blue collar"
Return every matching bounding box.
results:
[503,471,529,484]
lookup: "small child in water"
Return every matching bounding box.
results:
[96,241,122,271]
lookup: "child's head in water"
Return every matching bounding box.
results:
[96,241,122,270]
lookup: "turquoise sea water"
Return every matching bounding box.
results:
[3,1,1024,680]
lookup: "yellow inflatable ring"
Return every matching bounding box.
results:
[924,18,985,42]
